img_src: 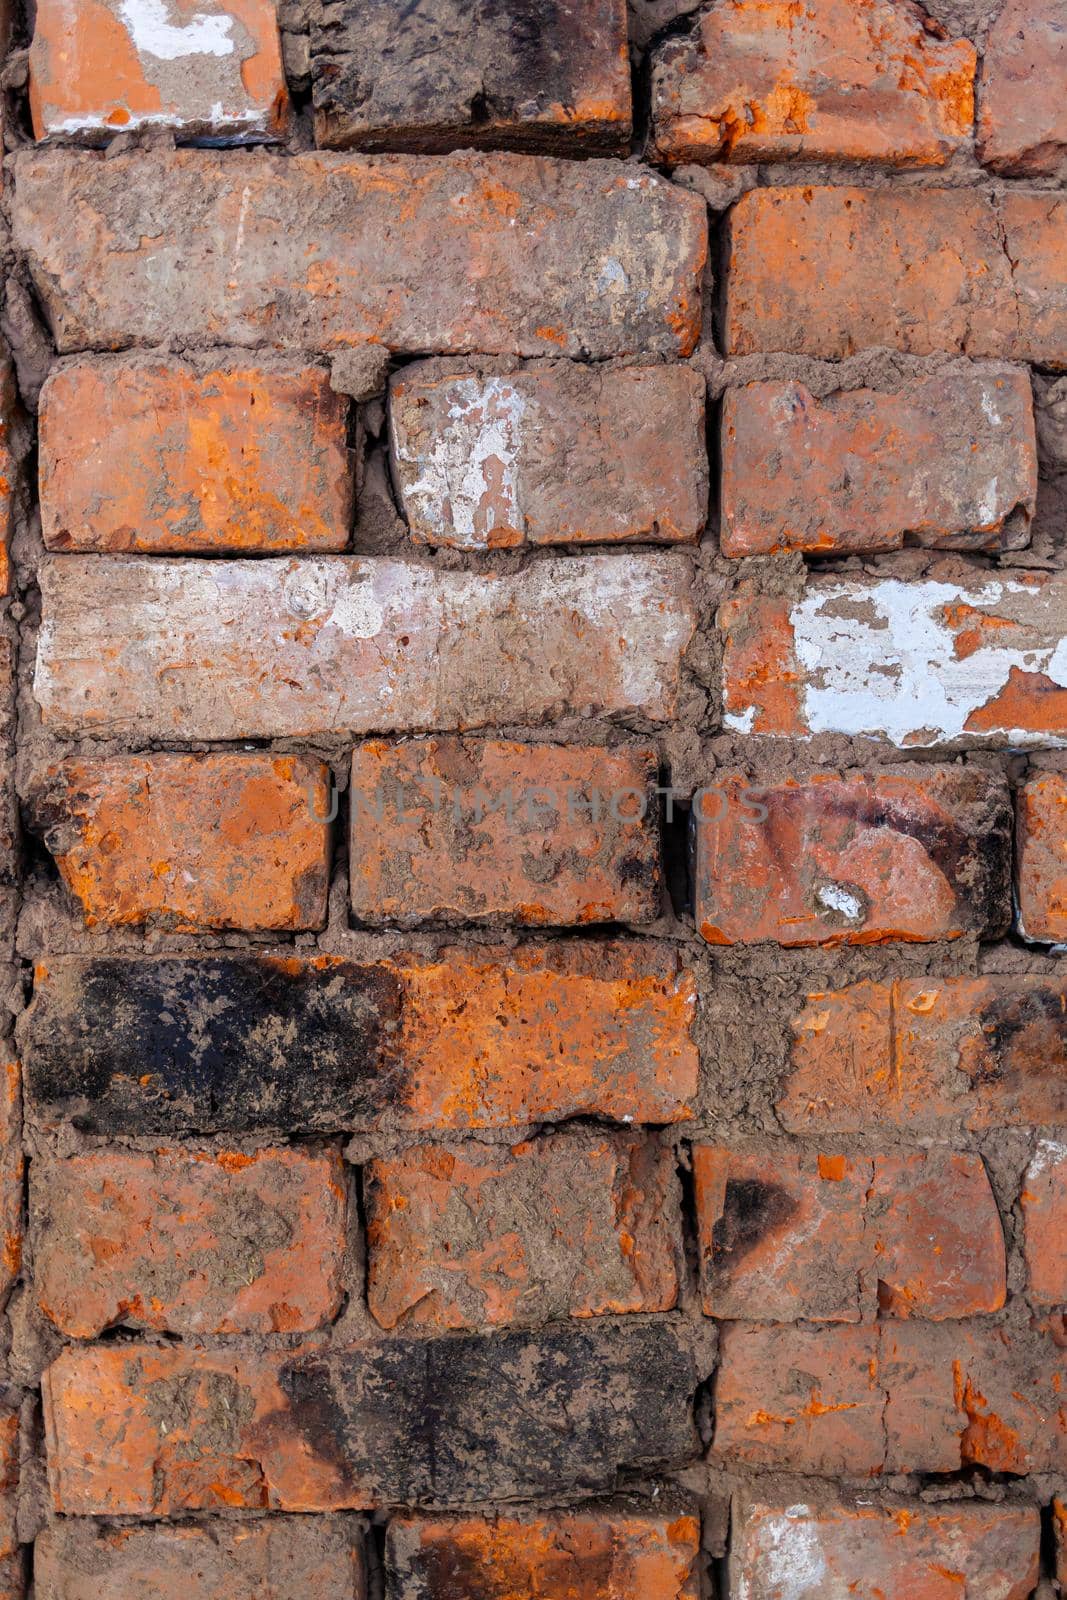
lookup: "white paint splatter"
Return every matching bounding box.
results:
[817,884,865,922]
[119,0,235,59]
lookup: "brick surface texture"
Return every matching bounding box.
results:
[0,1,1064,1596]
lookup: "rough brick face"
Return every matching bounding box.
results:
[33,1516,365,1600]
[29,0,289,142]
[724,187,1067,364]
[1016,772,1067,942]
[12,149,707,358]
[29,753,332,931]
[349,739,662,927]
[978,0,1067,178]
[386,1511,701,1599]
[732,1500,1040,1600]
[692,768,1011,947]
[0,1408,19,1600]
[389,362,707,549]
[720,574,1067,747]
[0,360,17,599]
[39,358,354,553]
[34,553,697,737]
[720,370,1037,557]
[31,1145,347,1337]
[650,0,974,168]
[366,1133,680,1328]
[1021,1140,1067,1306]
[309,0,631,154]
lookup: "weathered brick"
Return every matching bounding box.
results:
[12,149,707,358]
[0,1407,20,1600]
[386,1510,701,1599]
[720,370,1036,557]
[724,187,1067,364]
[31,1145,347,1338]
[650,0,974,167]
[0,1062,20,1314]
[978,0,1067,178]
[39,358,354,554]
[33,1515,364,1600]
[43,1322,702,1513]
[692,768,1011,947]
[34,553,697,738]
[29,0,288,142]
[0,639,18,937]
[1016,773,1067,943]
[782,974,1067,1132]
[22,946,698,1135]
[720,574,1067,747]
[309,0,631,154]
[29,754,332,931]
[1021,1140,1067,1306]
[366,1134,680,1329]
[389,362,706,549]
[732,1499,1040,1600]
[349,739,661,927]
[1056,1498,1067,1590]
[0,360,18,598]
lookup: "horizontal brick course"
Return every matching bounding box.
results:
[34,553,697,737]
[12,148,707,358]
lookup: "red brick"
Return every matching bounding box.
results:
[0,360,17,598]
[350,739,661,927]
[1016,773,1067,942]
[867,1150,1005,1320]
[309,0,631,154]
[712,1322,884,1475]
[732,1498,1040,1600]
[720,371,1036,557]
[782,974,1067,1132]
[366,1134,680,1329]
[39,358,353,554]
[719,573,1067,748]
[34,553,697,738]
[1021,1140,1067,1306]
[31,1145,347,1338]
[30,753,331,932]
[33,1516,364,1600]
[386,1510,701,1599]
[0,1407,20,1600]
[693,1143,869,1322]
[1056,1497,1067,1588]
[692,768,1010,947]
[650,0,974,167]
[29,0,288,142]
[389,362,706,549]
[978,0,1067,177]
[724,187,1067,364]
[0,1063,21,1312]
[12,149,708,359]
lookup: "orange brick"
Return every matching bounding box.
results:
[31,1145,347,1338]
[0,359,18,598]
[0,1407,20,1600]
[310,0,631,154]
[732,1499,1040,1600]
[650,0,974,167]
[12,149,707,359]
[1021,1140,1067,1306]
[719,573,1067,748]
[720,371,1036,556]
[0,1063,21,1312]
[692,768,1011,947]
[33,1516,364,1600]
[1056,1497,1067,1589]
[386,1510,701,1599]
[978,0,1067,177]
[350,740,661,927]
[724,187,1067,364]
[867,1150,1005,1320]
[366,1134,680,1329]
[389,362,706,549]
[1016,773,1067,942]
[693,1144,869,1322]
[29,0,288,142]
[782,974,1067,1132]
[39,358,353,554]
[31,753,331,932]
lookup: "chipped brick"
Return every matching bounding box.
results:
[978,0,1067,178]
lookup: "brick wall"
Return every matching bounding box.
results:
[0,0,1062,1595]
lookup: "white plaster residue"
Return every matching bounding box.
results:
[400,377,527,547]
[1027,1138,1067,1180]
[792,577,1067,746]
[737,1509,826,1600]
[816,884,865,922]
[974,476,1000,528]
[119,0,236,59]
[981,386,1003,426]
[327,579,385,640]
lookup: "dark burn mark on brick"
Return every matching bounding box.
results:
[966,983,1067,1096]
[21,956,405,1135]
[398,1532,617,1598]
[708,1179,799,1279]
